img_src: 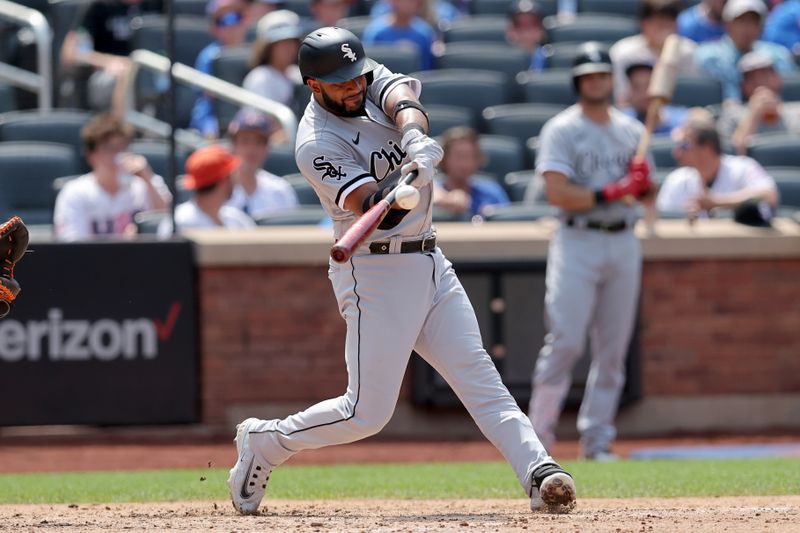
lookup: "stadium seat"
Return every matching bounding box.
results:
[518,69,576,106]
[544,14,638,44]
[444,16,508,43]
[579,0,637,16]
[128,140,189,182]
[414,69,512,122]
[282,173,322,206]
[134,210,170,234]
[672,75,723,108]
[427,104,477,137]
[366,44,422,75]
[764,167,800,208]
[0,110,91,164]
[780,72,800,102]
[0,84,14,113]
[542,41,610,69]
[649,135,678,170]
[437,42,529,80]
[132,15,213,66]
[264,143,301,176]
[336,16,372,39]
[472,0,558,16]
[526,136,539,168]
[479,134,526,179]
[174,0,207,16]
[747,133,800,167]
[481,103,564,145]
[255,206,328,225]
[504,169,548,203]
[213,47,250,86]
[283,0,314,17]
[481,202,558,221]
[0,142,80,225]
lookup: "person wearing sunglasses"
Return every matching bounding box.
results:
[190,0,250,139]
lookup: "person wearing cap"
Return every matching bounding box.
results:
[362,0,438,70]
[227,109,299,217]
[174,145,256,230]
[695,0,796,103]
[506,0,548,72]
[718,51,800,153]
[620,61,689,135]
[609,0,696,107]
[677,0,726,43]
[243,9,305,112]
[657,118,778,225]
[190,0,250,138]
[764,0,800,55]
[54,113,172,241]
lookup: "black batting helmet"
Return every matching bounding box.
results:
[571,42,612,92]
[298,27,378,84]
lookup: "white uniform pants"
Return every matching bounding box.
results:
[248,247,551,495]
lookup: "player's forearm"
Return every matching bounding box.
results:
[383,84,428,135]
[343,181,380,215]
[545,180,596,211]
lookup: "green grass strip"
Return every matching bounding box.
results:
[0,459,798,504]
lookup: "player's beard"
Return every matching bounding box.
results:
[321,86,367,117]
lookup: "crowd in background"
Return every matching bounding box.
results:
[0,0,798,239]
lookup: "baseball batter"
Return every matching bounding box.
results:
[528,43,654,461]
[227,27,576,515]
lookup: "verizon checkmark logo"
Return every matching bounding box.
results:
[155,302,182,342]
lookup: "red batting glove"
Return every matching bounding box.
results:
[597,157,653,203]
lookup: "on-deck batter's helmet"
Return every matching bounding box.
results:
[298,26,378,84]
[571,42,613,93]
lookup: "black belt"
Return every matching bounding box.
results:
[565,218,629,233]
[369,236,436,254]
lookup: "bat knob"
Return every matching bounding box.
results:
[330,246,348,264]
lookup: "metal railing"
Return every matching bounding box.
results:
[123,49,298,145]
[0,0,53,110]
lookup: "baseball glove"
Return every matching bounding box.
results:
[0,216,29,319]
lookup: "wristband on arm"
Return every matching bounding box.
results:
[393,99,429,130]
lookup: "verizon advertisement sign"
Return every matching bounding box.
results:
[0,241,197,426]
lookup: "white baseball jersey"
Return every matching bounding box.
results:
[174,200,256,230]
[656,155,778,215]
[295,64,432,244]
[227,169,299,217]
[536,105,654,225]
[54,172,171,241]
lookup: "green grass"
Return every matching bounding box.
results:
[0,459,798,505]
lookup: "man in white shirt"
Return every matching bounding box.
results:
[174,144,256,230]
[227,109,299,217]
[657,118,779,225]
[54,113,172,241]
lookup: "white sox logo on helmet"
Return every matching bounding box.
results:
[341,44,357,62]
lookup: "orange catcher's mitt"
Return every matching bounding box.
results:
[0,216,29,319]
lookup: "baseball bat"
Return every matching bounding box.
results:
[330,170,419,263]
[636,33,682,159]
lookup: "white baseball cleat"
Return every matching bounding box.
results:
[530,462,577,514]
[227,417,272,515]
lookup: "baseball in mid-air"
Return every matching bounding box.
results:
[394,185,420,209]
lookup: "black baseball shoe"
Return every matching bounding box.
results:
[530,462,576,513]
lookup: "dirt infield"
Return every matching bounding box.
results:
[2,496,798,532]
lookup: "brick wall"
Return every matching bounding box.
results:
[199,258,800,425]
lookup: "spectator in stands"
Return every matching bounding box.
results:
[678,0,727,43]
[620,61,689,135]
[764,0,800,56]
[432,127,510,219]
[657,118,778,225]
[308,0,353,31]
[718,51,800,154]
[246,0,282,28]
[362,0,438,70]
[695,0,796,103]
[174,144,256,229]
[369,0,466,31]
[244,10,305,112]
[60,0,163,111]
[610,0,696,107]
[227,109,299,217]
[506,0,548,72]
[190,0,250,138]
[54,113,172,241]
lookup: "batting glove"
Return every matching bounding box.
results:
[598,157,653,202]
[400,129,444,167]
[401,156,436,189]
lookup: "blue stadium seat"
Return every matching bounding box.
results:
[747,134,800,167]
[780,72,800,102]
[213,47,250,86]
[0,84,14,113]
[481,103,564,145]
[427,104,477,137]
[132,15,214,66]
[503,170,538,202]
[544,14,638,44]
[438,42,529,81]
[672,75,723,108]
[579,0,637,17]
[444,16,508,43]
[649,135,678,170]
[414,69,512,123]
[764,167,800,208]
[336,16,372,39]
[128,140,189,183]
[282,173,322,206]
[479,134,527,179]
[366,44,422,75]
[0,109,91,162]
[0,142,81,225]
[517,69,576,106]
[174,0,207,16]
[264,143,301,176]
[472,0,558,16]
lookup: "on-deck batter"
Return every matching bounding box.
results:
[528,43,655,460]
[226,27,576,515]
